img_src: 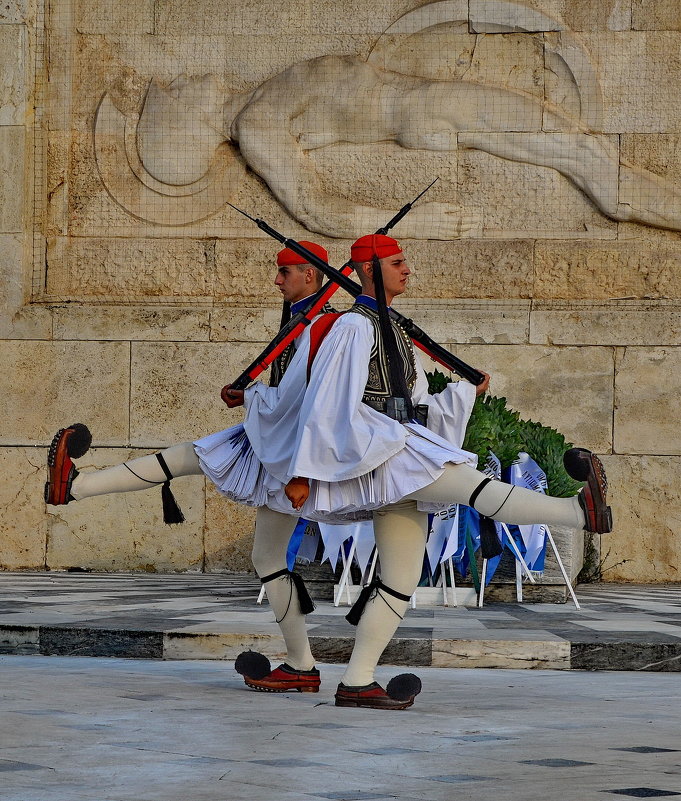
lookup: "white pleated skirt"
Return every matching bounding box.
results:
[194,422,477,523]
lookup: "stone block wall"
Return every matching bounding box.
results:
[1,0,680,582]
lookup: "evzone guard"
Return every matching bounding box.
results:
[45,235,611,710]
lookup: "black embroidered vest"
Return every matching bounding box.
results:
[348,304,417,409]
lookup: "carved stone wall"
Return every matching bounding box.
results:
[1,0,680,583]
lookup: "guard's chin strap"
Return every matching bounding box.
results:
[345,578,412,626]
[260,568,316,621]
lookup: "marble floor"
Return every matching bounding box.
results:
[1,655,680,801]
[2,572,681,670]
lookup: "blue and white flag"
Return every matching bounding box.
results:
[503,452,549,572]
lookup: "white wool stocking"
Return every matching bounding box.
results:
[408,462,584,529]
[69,442,202,500]
[341,501,428,687]
[251,505,316,672]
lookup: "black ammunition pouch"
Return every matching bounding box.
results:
[363,398,429,426]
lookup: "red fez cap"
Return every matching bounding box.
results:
[350,234,402,263]
[277,241,328,266]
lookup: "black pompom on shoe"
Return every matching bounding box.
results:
[234,650,272,680]
[65,423,92,459]
[386,673,422,702]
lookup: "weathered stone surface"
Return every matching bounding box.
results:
[0,0,29,24]
[0,234,52,339]
[614,348,681,455]
[45,447,205,572]
[0,126,24,233]
[309,143,461,228]
[632,0,681,31]
[46,236,217,300]
[209,305,283,344]
[564,32,681,133]
[39,627,163,658]
[599,455,681,583]
[557,0,631,31]
[407,240,534,299]
[154,0,421,36]
[0,448,48,570]
[74,0,154,35]
[204,484,256,574]
[530,300,681,346]
[620,133,681,189]
[0,340,130,446]
[379,29,545,96]
[470,0,630,33]
[470,0,564,32]
[453,344,614,451]
[53,305,211,342]
[456,145,618,238]
[163,631,286,661]
[0,625,39,655]
[129,341,264,446]
[534,240,681,300]
[400,300,530,345]
[0,25,27,125]
[432,638,570,669]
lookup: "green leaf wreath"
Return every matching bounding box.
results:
[426,369,583,498]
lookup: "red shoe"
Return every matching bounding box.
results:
[244,663,321,693]
[335,674,422,710]
[564,448,613,533]
[44,424,91,506]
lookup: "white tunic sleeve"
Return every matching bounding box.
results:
[290,314,408,482]
[410,356,477,449]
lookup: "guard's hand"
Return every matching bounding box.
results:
[221,384,245,407]
[285,477,310,510]
[475,371,491,397]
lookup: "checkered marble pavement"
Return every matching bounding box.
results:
[2,572,681,670]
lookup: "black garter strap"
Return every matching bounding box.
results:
[260,568,315,616]
[468,476,493,510]
[155,453,185,525]
[345,579,411,626]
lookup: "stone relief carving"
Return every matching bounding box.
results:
[93,0,681,237]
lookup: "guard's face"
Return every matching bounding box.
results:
[274,264,314,303]
[377,252,410,299]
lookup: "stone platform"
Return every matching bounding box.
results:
[2,572,681,671]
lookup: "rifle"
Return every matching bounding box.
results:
[225,197,486,392]
[226,180,469,392]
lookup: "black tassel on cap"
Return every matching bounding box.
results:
[156,453,185,525]
[479,514,504,559]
